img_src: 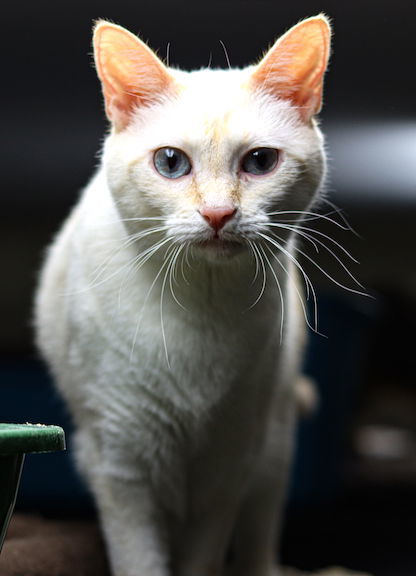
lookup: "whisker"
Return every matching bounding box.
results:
[171,244,181,287]
[269,223,319,253]
[62,238,146,296]
[187,245,196,270]
[117,236,173,309]
[285,223,359,263]
[99,216,167,227]
[166,42,171,67]
[219,39,231,69]
[266,210,351,231]
[169,245,188,311]
[267,221,364,290]
[89,226,169,288]
[246,242,267,310]
[130,241,175,363]
[247,239,260,285]
[258,244,284,343]
[269,232,370,298]
[159,245,179,369]
[268,225,365,291]
[181,243,191,285]
[257,232,316,306]
[263,244,320,335]
[262,210,341,224]
[319,197,360,235]
[298,248,369,297]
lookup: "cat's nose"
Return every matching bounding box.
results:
[199,206,237,232]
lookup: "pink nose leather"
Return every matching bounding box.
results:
[199,206,237,232]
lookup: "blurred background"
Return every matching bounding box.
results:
[1,1,415,575]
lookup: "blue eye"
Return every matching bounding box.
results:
[241,148,279,175]
[153,147,192,179]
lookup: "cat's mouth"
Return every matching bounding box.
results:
[196,236,245,258]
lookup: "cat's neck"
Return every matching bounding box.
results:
[143,244,287,323]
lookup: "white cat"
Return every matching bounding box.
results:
[35,15,330,576]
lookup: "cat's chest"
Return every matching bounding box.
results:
[100,288,278,390]
[83,240,281,370]
[81,265,282,423]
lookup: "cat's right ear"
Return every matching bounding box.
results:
[93,21,175,131]
[251,15,331,122]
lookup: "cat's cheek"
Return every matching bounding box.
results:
[241,174,288,212]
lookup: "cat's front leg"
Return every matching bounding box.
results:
[231,390,297,576]
[174,496,240,576]
[172,439,251,576]
[76,432,170,576]
[94,474,170,576]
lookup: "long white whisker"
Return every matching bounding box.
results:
[171,244,181,287]
[166,42,171,67]
[159,245,178,369]
[263,243,320,335]
[262,211,339,224]
[295,229,360,285]
[187,245,195,270]
[271,225,365,290]
[268,223,319,253]
[257,232,316,305]
[181,243,191,285]
[130,241,175,362]
[267,222,365,292]
[89,226,169,287]
[99,216,167,227]
[169,245,187,311]
[275,222,359,263]
[247,239,260,285]
[258,244,284,343]
[266,210,351,230]
[246,242,267,310]
[279,234,370,297]
[319,197,359,235]
[219,39,231,69]
[118,236,173,309]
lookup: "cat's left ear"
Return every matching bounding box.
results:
[251,15,331,122]
[93,21,176,131]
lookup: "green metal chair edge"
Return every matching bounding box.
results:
[0,424,66,455]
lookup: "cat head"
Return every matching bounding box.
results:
[93,16,331,262]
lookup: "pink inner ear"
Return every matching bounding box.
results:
[94,22,174,131]
[251,17,330,121]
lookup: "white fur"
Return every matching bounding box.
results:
[35,54,326,576]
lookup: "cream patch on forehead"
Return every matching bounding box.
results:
[171,69,252,129]
[172,71,304,151]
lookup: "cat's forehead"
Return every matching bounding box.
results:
[174,67,250,92]
[131,67,301,150]
[172,67,253,121]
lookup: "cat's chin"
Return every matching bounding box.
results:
[194,238,246,262]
